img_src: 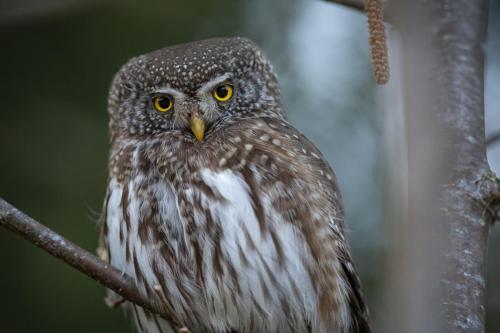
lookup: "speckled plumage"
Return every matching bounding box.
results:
[99,37,370,333]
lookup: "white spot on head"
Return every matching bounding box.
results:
[225,147,238,158]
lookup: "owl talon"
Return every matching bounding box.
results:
[96,246,109,262]
[104,294,126,309]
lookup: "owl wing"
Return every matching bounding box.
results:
[96,185,128,308]
[254,119,372,333]
[187,116,371,332]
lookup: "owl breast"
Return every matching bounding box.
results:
[105,168,346,333]
[103,117,364,332]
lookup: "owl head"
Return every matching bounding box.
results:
[108,37,283,142]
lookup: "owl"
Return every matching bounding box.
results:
[99,37,370,333]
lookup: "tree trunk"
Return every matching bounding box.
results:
[381,1,499,332]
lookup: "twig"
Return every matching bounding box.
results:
[0,197,180,330]
[323,0,365,11]
[487,131,500,147]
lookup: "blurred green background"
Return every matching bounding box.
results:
[1,0,499,332]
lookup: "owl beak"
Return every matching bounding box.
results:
[190,113,206,142]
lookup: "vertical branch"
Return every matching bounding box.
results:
[382,1,498,332]
[434,1,493,331]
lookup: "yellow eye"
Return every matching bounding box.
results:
[213,84,233,102]
[153,95,173,112]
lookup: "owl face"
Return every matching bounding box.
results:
[108,37,282,142]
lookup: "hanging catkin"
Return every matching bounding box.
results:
[365,0,389,84]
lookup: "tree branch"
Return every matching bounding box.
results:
[0,197,183,330]
[323,0,365,11]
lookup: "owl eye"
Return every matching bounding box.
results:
[213,84,233,102]
[152,95,173,112]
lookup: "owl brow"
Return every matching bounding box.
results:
[152,87,186,100]
[197,73,232,95]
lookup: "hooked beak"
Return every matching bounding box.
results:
[190,112,206,142]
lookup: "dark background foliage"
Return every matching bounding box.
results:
[1,0,498,332]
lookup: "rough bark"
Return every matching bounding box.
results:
[435,1,498,330]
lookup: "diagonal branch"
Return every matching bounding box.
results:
[487,131,500,147]
[323,0,365,11]
[0,197,183,330]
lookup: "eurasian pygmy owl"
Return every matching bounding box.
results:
[99,37,370,333]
